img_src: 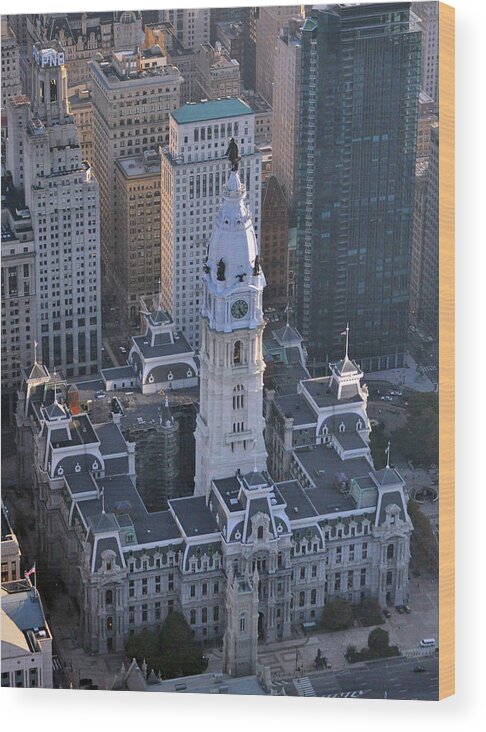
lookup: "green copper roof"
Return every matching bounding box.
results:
[171,98,253,124]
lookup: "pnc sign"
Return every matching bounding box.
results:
[33,45,65,68]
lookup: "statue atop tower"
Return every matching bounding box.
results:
[194,147,267,497]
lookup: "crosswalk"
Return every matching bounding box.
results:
[52,657,63,672]
[294,677,316,697]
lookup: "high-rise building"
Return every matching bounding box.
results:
[1,20,22,129]
[194,42,241,101]
[413,123,439,334]
[144,22,196,105]
[1,186,37,418]
[68,88,93,163]
[296,5,421,371]
[114,150,161,324]
[272,16,304,215]
[260,176,289,312]
[26,12,143,91]
[160,98,261,349]
[412,2,439,106]
[215,20,246,72]
[6,42,102,379]
[89,46,182,287]
[161,9,210,51]
[255,5,303,105]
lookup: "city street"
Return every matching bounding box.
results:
[284,654,439,700]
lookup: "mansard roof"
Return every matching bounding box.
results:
[169,496,219,538]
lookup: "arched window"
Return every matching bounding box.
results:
[257,526,264,540]
[387,544,394,560]
[339,422,345,433]
[233,340,242,364]
[356,419,363,430]
[105,589,113,606]
[239,612,246,633]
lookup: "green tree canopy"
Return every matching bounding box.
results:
[367,627,390,654]
[407,500,439,576]
[125,612,208,680]
[392,393,438,466]
[321,598,353,630]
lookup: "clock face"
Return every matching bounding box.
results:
[231,299,249,319]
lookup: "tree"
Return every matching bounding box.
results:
[407,500,439,577]
[353,597,384,626]
[367,627,390,656]
[321,598,353,630]
[125,612,208,680]
[392,393,438,467]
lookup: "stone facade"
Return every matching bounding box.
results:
[16,159,412,665]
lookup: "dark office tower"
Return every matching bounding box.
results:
[295,4,421,371]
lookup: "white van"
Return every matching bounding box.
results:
[420,638,436,648]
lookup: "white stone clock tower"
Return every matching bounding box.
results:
[194,167,268,498]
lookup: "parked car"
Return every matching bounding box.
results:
[119,346,127,353]
[414,665,427,673]
[383,608,392,619]
[403,605,412,614]
[396,605,405,614]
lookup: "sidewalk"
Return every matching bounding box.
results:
[365,354,436,393]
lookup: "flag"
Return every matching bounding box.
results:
[25,563,36,578]
[340,330,347,336]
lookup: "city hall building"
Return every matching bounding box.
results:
[17,163,412,677]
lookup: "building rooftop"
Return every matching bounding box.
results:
[171,97,252,125]
[169,496,219,537]
[294,444,373,515]
[273,393,316,427]
[302,377,363,408]
[116,151,161,178]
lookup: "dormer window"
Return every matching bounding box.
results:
[339,422,345,433]
[356,419,363,430]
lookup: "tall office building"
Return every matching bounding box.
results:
[255,5,303,105]
[160,98,261,349]
[260,176,289,312]
[161,9,210,51]
[6,42,102,379]
[114,150,161,323]
[414,123,439,337]
[194,42,241,101]
[296,5,421,371]
[144,22,196,105]
[272,16,304,215]
[1,20,22,122]
[26,12,143,91]
[1,188,37,419]
[412,2,439,106]
[89,46,182,286]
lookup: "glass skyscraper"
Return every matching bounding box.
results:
[295,3,421,371]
